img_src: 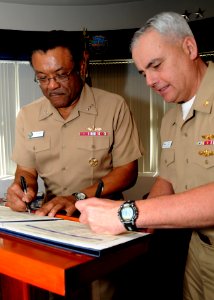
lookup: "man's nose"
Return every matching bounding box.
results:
[47,77,61,88]
[145,72,157,88]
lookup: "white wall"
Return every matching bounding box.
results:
[0,0,213,31]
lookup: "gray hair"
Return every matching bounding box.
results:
[130,11,194,50]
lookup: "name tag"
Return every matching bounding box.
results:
[28,131,45,139]
[162,141,172,149]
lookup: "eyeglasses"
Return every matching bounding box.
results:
[34,70,73,86]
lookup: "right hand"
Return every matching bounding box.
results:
[76,197,126,235]
[6,183,34,212]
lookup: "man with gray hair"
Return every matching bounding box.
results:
[76,11,214,300]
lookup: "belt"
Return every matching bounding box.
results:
[197,231,212,245]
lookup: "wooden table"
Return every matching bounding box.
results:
[0,225,151,299]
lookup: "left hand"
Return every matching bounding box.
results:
[35,195,76,217]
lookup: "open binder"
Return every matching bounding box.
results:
[0,206,149,257]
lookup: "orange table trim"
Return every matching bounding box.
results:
[0,232,94,295]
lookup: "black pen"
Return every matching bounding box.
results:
[95,179,104,198]
[20,176,31,213]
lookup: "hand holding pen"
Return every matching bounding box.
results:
[20,176,31,213]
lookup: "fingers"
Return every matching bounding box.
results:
[64,207,76,216]
[78,211,88,224]
[6,197,27,212]
[35,197,76,217]
[75,198,87,212]
[21,192,33,204]
[6,184,27,212]
[35,202,58,216]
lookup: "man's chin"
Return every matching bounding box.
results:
[49,97,66,107]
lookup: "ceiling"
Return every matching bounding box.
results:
[0,0,142,5]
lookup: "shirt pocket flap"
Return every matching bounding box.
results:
[27,136,50,153]
[162,149,175,167]
[192,148,214,169]
[77,136,110,151]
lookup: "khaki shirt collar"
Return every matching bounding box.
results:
[75,83,97,115]
[38,83,97,121]
[38,97,53,121]
[172,61,214,126]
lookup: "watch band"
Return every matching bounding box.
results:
[124,222,138,231]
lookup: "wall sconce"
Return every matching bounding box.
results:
[182,8,205,21]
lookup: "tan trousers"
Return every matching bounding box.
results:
[183,231,214,300]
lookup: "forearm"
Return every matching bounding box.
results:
[136,182,214,229]
[83,160,138,198]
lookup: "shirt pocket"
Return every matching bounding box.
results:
[192,146,214,169]
[76,136,111,168]
[27,136,51,174]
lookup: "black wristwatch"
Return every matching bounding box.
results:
[72,192,87,200]
[118,200,138,231]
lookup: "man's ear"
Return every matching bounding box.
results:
[183,36,198,60]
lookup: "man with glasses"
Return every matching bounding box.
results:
[6,30,144,299]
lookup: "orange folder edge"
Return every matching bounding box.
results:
[55,214,79,222]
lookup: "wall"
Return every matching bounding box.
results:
[0,0,213,31]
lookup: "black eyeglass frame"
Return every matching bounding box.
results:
[34,70,74,86]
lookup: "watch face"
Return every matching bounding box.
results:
[118,201,138,231]
[121,206,134,221]
[74,192,87,200]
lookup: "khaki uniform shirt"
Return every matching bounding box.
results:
[12,84,143,199]
[159,61,214,235]
[159,61,214,193]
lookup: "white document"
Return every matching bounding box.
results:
[0,206,149,257]
[0,206,58,222]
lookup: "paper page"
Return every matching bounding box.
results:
[2,219,149,251]
[0,206,58,222]
[0,206,149,256]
